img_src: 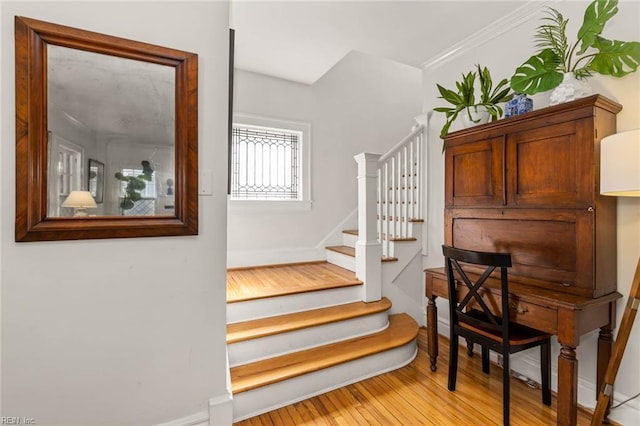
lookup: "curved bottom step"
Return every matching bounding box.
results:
[231,313,418,422]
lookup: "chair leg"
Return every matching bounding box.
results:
[503,352,510,426]
[448,333,459,391]
[541,339,551,406]
[482,346,490,374]
[466,339,474,357]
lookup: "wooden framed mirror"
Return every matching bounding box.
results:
[15,16,198,241]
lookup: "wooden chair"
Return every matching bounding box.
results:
[442,245,552,425]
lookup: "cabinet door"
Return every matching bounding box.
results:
[445,136,505,207]
[506,119,594,207]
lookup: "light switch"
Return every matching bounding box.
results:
[199,170,213,195]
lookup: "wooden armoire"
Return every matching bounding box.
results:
[443,94,620,298]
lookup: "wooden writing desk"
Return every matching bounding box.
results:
[425,267,621,426]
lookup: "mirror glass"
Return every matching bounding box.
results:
[47,45,176,217]
[15,16,198,242]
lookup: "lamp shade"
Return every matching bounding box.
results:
[600,129,640,197]
[61,190,97,208]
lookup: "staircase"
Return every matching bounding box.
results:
[227,123,426,422]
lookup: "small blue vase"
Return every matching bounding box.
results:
[505,93,533,118]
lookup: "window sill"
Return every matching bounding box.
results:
[228,199,313,212]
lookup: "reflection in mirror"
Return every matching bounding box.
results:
[88,159,104,204]
[15,16,198,242]
[47,45,175,217]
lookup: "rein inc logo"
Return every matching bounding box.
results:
[1,418,35,425]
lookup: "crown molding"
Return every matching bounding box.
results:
[421,1,553,71]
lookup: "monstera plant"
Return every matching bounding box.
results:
[115,160,154,210]
[510,0,640,95]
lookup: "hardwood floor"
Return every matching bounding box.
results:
[227,261,361,303]
[234,328,596,425]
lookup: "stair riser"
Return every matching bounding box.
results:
[227,285,362,324]
[232,341,418,422]
[229,312,389,367]
[326,250,355,272]
[342,232,358,248]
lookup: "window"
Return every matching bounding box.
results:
[230,114,310,208]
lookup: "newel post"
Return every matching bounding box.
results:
[354,152,382,302]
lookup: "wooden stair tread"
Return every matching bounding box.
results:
[341,230,416,242]
[326,245,398,262]
[326,245,356,257]
[227,297,392,344]
[227,262,362,303]
[230,313,418,394]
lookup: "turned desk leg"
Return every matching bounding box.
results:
[558,345,579,426]
[597,323,615,423]
[427,295,438,372]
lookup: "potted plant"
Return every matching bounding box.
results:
[114,160,154,210]
[434,64,513,140]
[510,0,640,100]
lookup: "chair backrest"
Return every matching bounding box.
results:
[442,245,512,339]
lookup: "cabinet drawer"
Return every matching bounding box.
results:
[469,294,557,334]
[426,271,558,334]
[501,296,557,334]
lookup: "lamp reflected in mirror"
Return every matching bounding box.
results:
[61,191,97,216]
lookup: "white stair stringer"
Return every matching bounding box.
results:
[227,284,362,324]
[383,251,427,327]
[232,339,417,422]
[382,238,422,284]
[229,310,389,366]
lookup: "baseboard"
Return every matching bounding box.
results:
[209,393,233,426]
[608,397,640,425]
[154,391,233,426]
[155,411,208,426]
[226,248,324,268]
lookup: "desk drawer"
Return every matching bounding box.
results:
[506,297,557,334]
[425,271,558,334]
[467,292,557,334]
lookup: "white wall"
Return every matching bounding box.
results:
[422,1,640,423]
[229,50,422,267]
[1,2,231,425]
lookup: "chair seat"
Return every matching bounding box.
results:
[460,310,551,346]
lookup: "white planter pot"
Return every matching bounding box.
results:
[460,106,490,128]
[549,72,592,106]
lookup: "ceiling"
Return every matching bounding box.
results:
[230,1,529,85]
[47,1,532,147]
